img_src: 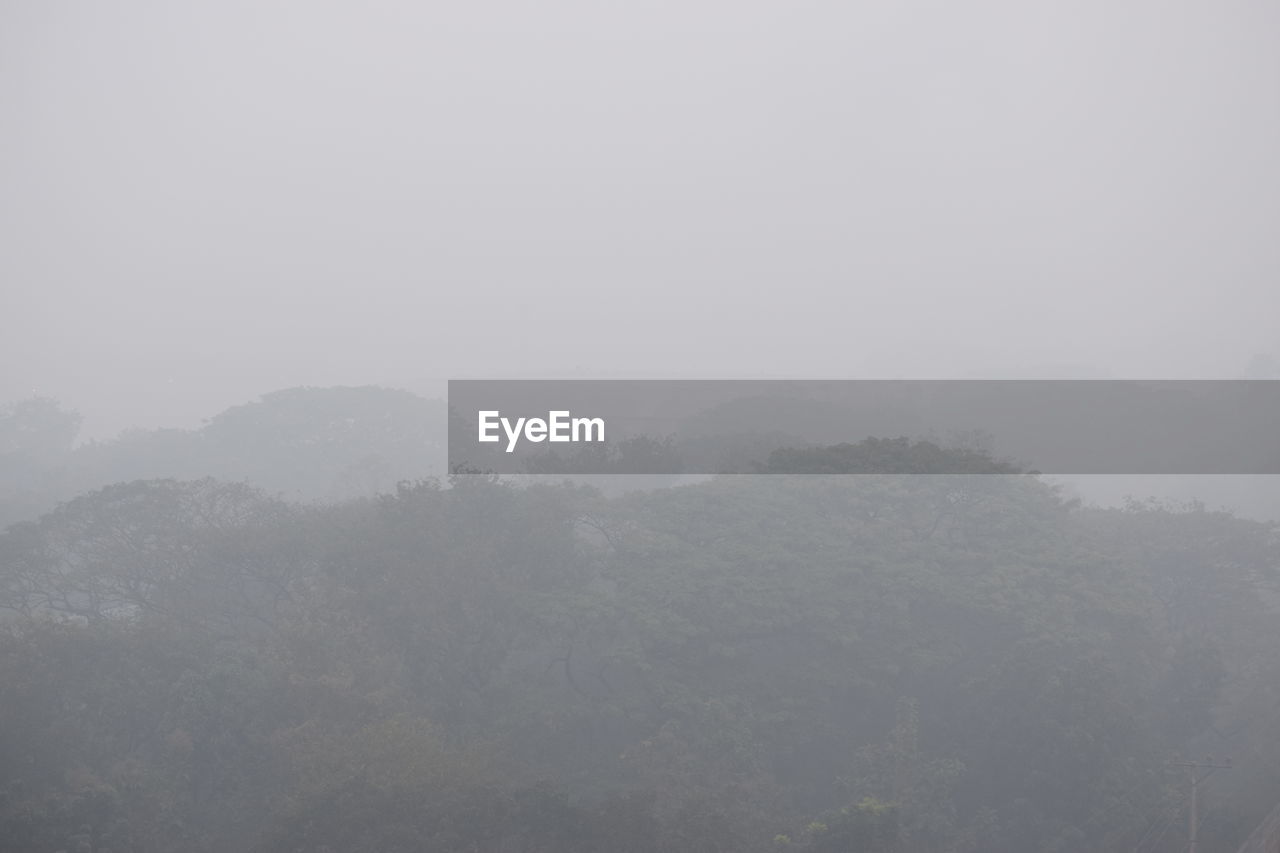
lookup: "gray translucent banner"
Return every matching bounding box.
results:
[447,380,1280,475]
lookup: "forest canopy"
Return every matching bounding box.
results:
[2,406,1279,852]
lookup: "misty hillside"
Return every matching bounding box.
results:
[0,388,448,530]
[3,437,1279,851]
[7,1,1279,851]
[8,388,1278,539]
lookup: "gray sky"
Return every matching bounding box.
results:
[3,1,1278,439]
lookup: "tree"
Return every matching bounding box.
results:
[0,397,82,460]
[0,478,300,634]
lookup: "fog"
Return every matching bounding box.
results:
[4,1,1278,439]
[4,3,1280,852]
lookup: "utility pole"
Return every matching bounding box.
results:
[1173,757,1232,853]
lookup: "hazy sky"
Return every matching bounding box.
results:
[3,1,1278,439]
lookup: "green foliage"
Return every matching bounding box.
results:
[808,797,901,852]
[1,457,1278,851]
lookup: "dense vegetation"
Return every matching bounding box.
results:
[2,393,1279,852]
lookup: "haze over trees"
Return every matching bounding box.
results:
[0,388,447,531]
[6,0,1278,848]
[2,389,1279,852]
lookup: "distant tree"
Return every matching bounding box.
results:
[201,385,446,497]
[525,434,683,475]
[759,437,1023,475]
[0,398,83,530]
[0,396,82,460]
